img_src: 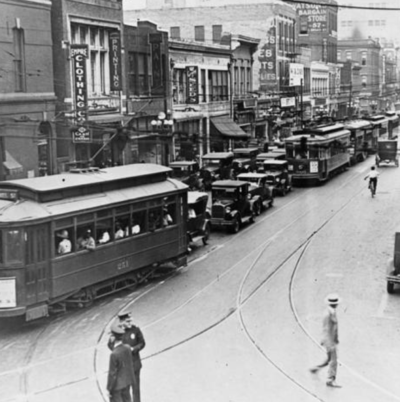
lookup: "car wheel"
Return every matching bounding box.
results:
[281,187,287,196]
[254,201,261,216]
[231,218,241,233]
[202,223,211,245]
[387,281,395,294]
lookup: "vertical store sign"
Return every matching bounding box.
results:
[109,31,122,91]
[149,33,163,93]
[70,44,91,143]
[258,17,276,91]
[186,66,199,104]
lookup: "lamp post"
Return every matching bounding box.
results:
[151,111,174,165]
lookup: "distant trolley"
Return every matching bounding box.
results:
[0,164,188,321]
[285,123,351,183]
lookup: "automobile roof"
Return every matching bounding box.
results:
[343,119,373,130]
[233,147,259,153]
[212,180,248,188]
[237,173,268,179]
[169,161,198,167]
[263,159,287,165]
[188,191,208,204]
[202,152,234,159]
[257,151,285,159]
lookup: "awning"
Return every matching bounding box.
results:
[3,151,23,175]
[211,116,250,138]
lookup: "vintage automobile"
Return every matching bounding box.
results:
[387,232,400,293]
[187,191,211,248]
[200,152,234,190]
[236,172,274,214]
[375,139,399,167]
[256,150,286,172]
[232,147,259,176]
[210,180,257,233]
[263,159,292,196]
[169,161,204,190]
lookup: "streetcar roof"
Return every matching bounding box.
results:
[343,120,373,130]
[170,161,198,167]
[0,178,187,223]
[285,129,350,143]
[202,152,234,159]
[212,180,248,188]
[237,173,268,179]
[233,147,259,154]
[0,164,172,203]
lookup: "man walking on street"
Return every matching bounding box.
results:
[109,312,146,402]
[310,293,342,388]
[107,324,135,402]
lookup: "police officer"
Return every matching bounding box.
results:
[108,312,146,402]
[107,323,135,402]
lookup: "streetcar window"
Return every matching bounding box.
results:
[162,204,175,227]
[5,230,22,264]
[309,147,318,158]
[114,218,127,240]
[96,219,112,245]
[55,228,73,256]
[76,225,95,251]
[126,211,145,236]
[148,207,162,231]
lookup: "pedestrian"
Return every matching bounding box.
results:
[108,312,146,402]
[107,323,135,402]
[310,293,342,388]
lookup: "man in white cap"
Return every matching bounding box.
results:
[310,293,341,387]
[57,230,71,254]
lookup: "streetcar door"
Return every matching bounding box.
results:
[25,224,50,306]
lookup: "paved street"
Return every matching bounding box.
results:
[2,156,400,402]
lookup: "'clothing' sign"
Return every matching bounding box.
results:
[70,44,91,143]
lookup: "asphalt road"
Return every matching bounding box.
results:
[2,156,400,402]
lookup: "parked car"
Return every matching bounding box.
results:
[236,172,274,214]
[256,150,286,172]
[169,161,204,190]
[210,180,257,233]
[375,139,399,167]
[201,152,234,190]
[187,191,211,248]
[387,232,400,293]
[263,159,292,196]
[232,147,259,176]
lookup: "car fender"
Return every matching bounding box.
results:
[231,210,240,220]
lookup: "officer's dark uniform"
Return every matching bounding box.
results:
[109,313,146,402]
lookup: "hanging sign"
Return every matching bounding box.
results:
[186,66,199,104]
[109,31,122,91]
[70,44,91,143]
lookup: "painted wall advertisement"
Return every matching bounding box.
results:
[296,3,328,33]
[70,44,91,143]
[258,17,277,91]
[186,66,199,104]
[109,31,122,91]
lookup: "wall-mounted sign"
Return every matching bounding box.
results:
[281,97,296,108]
[258,18,276,91]
[151,42,163,93]
[186,66,199,104]
[289,63,304,86]
[109,31,122,91]
[0,278,16,308]
[296,4,328,33]
[70,44,90,143]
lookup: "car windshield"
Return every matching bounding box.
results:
[212,188,237,200]
[238,176,259,184]
[172,167,190,176]
[264,164,283,171]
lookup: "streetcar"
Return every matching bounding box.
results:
[284,123,351,183]
[343,120,374,165]
[0,164,188,321]
[362,113,398,140]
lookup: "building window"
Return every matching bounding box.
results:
[337,50,341,61]
[170,27,180,40]
[13,27,26,92]
[195,26,205,42]
[368,20,373,26]
[70,23,116,96]
[212,25,222,43]
[362,76,367,88]
[361,51,367,65]
[381,20,386,26]
[375,20,380,26]
[172,69,186,104]
[208,70,228,101]
[346,51,351,60]
[200,69,206,102]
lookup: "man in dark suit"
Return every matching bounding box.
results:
[108,312,146,402]
[107,323,135,402]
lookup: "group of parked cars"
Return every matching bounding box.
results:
[170,145,293,248]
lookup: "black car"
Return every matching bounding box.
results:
[169,161,204,190]
[263,159,292,196]
[210,180,257,233]
[200,152,234,190]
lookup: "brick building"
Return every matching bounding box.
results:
[0,0,57,179]
[51,0,126,171]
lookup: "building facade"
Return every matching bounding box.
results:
[51,0,126,171]
[0,0,57,180]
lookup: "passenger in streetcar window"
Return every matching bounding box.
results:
[77,229,95,251]
[148,210,161,231]
[57,230,72,254]
[188,207,196,219]
[115,223,125,240]
[98,229,110,244]
[163,207,173,226]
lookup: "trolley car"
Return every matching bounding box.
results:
[343,120,374,165]
[285,123,351,183]
[0,164,188,321]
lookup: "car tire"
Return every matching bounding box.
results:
[387,281,395,294]
[281,187,287,196]
[231,218,241,233]
[254,201,261,216]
